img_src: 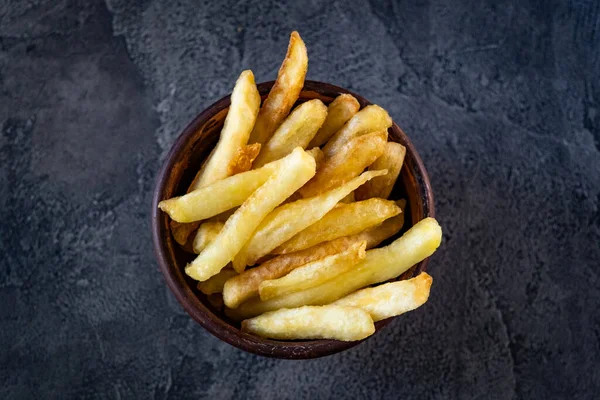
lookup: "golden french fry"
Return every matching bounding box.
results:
[191,70,261,189]
[232,169,387,270]
[306,147,324,169]
[309,94,361,148]
[249,31,308,145]
[241,305,375,341]
[333,272,432,321]
[183,207,237,248]
[228,217,442,320]
[223,235,365,309]
[322,105,392,158]
[259,241,366,300]
[352,199,406,249]
[356,142,406,200]
[158,157,285,223]
[186,148,316,281]
[171,70,260,247]
[253,100,328,168]
[192,221,225,254]
[298,131,387,198]
[274,198,401,254]
[228,143,261,176]
[197,267,238,295]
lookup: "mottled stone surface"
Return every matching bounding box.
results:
[1,0,599,398]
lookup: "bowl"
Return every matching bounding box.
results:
[152,80,435,359]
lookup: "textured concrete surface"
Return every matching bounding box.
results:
[1,0,599,398]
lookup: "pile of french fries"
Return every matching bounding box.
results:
[159,31,442,342]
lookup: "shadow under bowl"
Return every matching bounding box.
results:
[152,80,435,359]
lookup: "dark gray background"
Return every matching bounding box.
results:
[1,0,599,398]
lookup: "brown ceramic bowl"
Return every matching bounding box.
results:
[152,81,435,359]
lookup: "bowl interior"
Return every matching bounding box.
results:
[152,81,434,359]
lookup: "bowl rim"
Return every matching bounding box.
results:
[152,80,435,359]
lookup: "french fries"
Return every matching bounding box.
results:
[253,99,327,168]
[322,105,392,158]
[356,142,406,200]
[249,31,308,145]
[274,198,401,254]
[232,169,387,270]
[333,272,432,321]
[223,235,366,309]
[185,148,316,281]
[158,31,443,343]
[228,218,442,320]
[158,157,285,223]
[241,305,375,341]
[171,74,260,245]
[228,143,261,176]
[197,267,238,295]
[298,131,388,198]
[352,199,406,249]
[193,221,225,254]
[259,241,366,300]
[189,207,237,250]
[223,199,406,310]
[309,94,360,147]
[192,70,261,189]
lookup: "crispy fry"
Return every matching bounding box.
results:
[298,131,387,198]
[241,305,375,341]
[351,199,406,249]
[186,148,316,281]
[249,32,308,145]
[232,169,387,270]
[322,105,392,158]
[158,157,285,223]
[309,94,360,148]
[356,142,406,200]
[274,198,401,254]
[228,217,442,320]
[259,241,366,300]
[197,267,238,295]
[228,143,261,175]
[171,71,260,247]
[191,70,261,189]
[306,147,324,169]
[183,208,236,248]
[223,236,365,309]
[333,272,432,321]
[192,221,225,254]
[253,100,327,168]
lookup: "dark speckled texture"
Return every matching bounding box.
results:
[1,0,599,398]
